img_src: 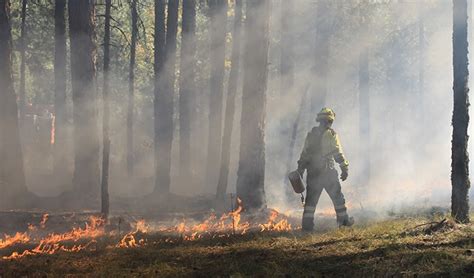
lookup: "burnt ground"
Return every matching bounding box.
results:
[0,214,473,277]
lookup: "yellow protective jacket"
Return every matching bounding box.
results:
[298,126,349,172]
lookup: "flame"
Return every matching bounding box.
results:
[2,198,299,260]
[2,215,105,260]
[40,213,49,229]
[117,219,148,248]
[259,209,292,232]
[50,115,55,145]
[0,232,30,249]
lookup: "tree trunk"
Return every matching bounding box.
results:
[310,0,330,114]
[206,0,227,187]
[68,0,100,207]
[359,8,370,188]
[236,0,270,210]
[179,0,197,182]
[280,0,294,96]
[101,0,112,217]
[418,2,425,125]
[154,0,178,194]
[0,0,27,208]
[216,0,242,201]
[53,0,68,184]
[451,0,470,223]
[19,0,27,121]
[284,86,308,201]
[127,0,138,177]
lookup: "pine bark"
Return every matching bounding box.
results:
[53,0,68,182]
[236,0,270,210]
[216,0,242,200]
[154,0,178,194]
[451,0,470,223]
[68,0,100,206]
[0,0,27,208]
[206,0,227,187]
[179,0,197,181]
[101,0,112,216]
[127,0,138,177]
[19,0,27,120]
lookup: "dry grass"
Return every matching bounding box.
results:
[0,216,473,277]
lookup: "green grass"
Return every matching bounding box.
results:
[0,217,473,277]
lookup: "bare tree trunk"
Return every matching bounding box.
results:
[418,2,425,125]
[53,0,68,184]
[19,0,27,121]
[179,0,197,182]
[216,0,242,201]
[284,86,308,199]
[236,0,270,210]
[0,0,27,208]
[451,0,470,223]
[127,0,138,177]
[359,8,370,188]
[206,0,227,187]
[101,0,112,217]
[68,0,100,207]
[310,0,330,114]
[154,0,179,194]
[280,0,294,96]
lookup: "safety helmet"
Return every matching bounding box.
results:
[316,107,336,122]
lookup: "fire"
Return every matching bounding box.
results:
[2,215,105,260]
[260,209,292,232]
[40,213,49,228]
[117,219,148,248]
[50,115,55,145]
[0,232,30,249]
[2,199,298,260]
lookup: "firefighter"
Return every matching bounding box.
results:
[297,108,354,230]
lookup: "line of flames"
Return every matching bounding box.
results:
[1,199,294,260]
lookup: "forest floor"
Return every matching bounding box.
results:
[0,214,473,277]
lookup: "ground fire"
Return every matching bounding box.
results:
[1,199,295,260]
[0,0,473,276]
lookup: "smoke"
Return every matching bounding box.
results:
[264,0,467,217]
[8,0,472,217]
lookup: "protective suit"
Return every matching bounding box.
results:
[297,108,353,230]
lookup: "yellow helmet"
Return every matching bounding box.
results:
[316,107,336,122]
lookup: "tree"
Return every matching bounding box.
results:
[216,0,242,201]
[179,0,197,182]
[0,0,27,208]
[101,0,112,216]
[154,0,179,194]
[68,0,100,206]
[206,0,227,187]
[127,0,138,177]
[53,0,68,183]
[359,4,370,188]
[236,0,270,210]
[280,0,294,96]
[418,2,425,123]
[310,0,332,113]
[18,0,27,121]
[451,0,470,223]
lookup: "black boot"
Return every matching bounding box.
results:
[338,216,354,228]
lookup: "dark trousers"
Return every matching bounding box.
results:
[302,168,348,231]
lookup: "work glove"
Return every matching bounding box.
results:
[340,165,348,181]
